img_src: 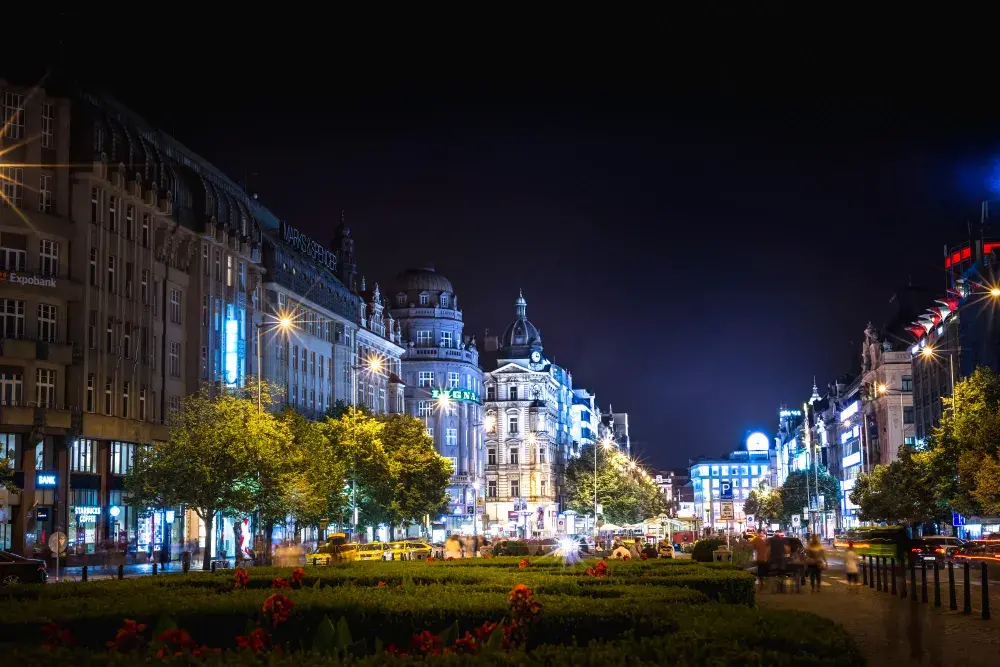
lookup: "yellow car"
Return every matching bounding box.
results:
[357,543,391,561]
[308,543,358,566]
[387,541,433,561]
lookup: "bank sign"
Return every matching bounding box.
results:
[0,271,56,288]
[431,388,481,403]
[281,222,337,271]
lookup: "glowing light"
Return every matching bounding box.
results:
[877,383,887,394]
[922,346,934,357]
[746,432,769,452]
[991,287,1000,297]
[279,316,292,329]
[225,318,240,384]
[367,357,383,373]
[483,415,496,433]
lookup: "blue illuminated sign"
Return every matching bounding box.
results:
[720,480,734,500]
[37,473,56,487]
[225,318,240,385]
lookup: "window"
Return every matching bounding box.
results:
[509,385,518,401]
[104,379,113,415]
[903,406,914,424]
[446,428,458,448]
[226,255,233,287]
[201,296,209,327]
[487,480,497,498]
[538,446,546,464]
[107,195,117,232]
[169,289,181,324]
[487,386,496,401]
[0,233,26,270]
[169,342,180,377]
[448,372,460,389]
[39,239,58,276]
[902,375,913,392]
[109,442,135,476]
[35,368,55,408]
[418,401,432,418]
[509,447,519,465]
[510,479,520,498]
[214,249,221,281]
[3,92,23,139]
[88,310,96,349]
[508,414,519,434]
[416,331,432,346]
[91,187,100,222]
[107,255,116,293]
[441,331,452,348]
[37,303,56,342]
[419,293,429,306]
[125,262,134,298]
[0,167,23,207]
[141,270,148,304]
[540,480,547,497]
[70,439,97,473]
[168,395,181,416]
[1,299,24,339]
[397,294,406,306]
[139,387,147,421]
[86,374,95,412]
[238,261,245,290]
[418,371,434,388]
[141,213,150,247]
[121,381,130,418]
[0,372,22,406]
[440,294,449,307]
[426,427,434,439]
[38,174,53,213]
[89,248,98,285]
[41,102,54,148]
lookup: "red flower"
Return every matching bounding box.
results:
[508,584,542,625]
[518,558,530,569]
[640,552,649,561]
[155,628,196,658]
[622,553,631,561]
[454,631,479,653]
[262,593,295,628]
[376,580,387,588]
[426,556,436,562]
[396,584,403,590]
[473,621,499,641]
[192,645,221,656]
[234,567,250,589]
[106,618,147,651]
[290,567,305,588]
[586,559,609,578]
[409,629,444,655]
[271,577,291,589]
[235,627,268,654]
[41,621,74,650]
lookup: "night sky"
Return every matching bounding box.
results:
[25,22,1000,469]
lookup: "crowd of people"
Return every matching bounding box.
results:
[750,531,831,592]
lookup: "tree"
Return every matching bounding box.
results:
[322,408,389,534]
[565,443,667,526]
[378,414,452,539]
[925,367,1000,518]
[778,467,839,525]
[744,486,782,526]
[0,457,14,493]
[849,447,943,526]
[125,386,289,571]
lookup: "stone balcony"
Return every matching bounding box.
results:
[0,339,75,366]
[404,346,478,364]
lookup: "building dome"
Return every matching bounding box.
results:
[391,266,454,295]
[500,290,542,353]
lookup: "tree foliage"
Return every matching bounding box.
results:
[778,467,839,524]
[565,443,667,525]
[744,486,783,526]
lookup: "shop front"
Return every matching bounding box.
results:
[137,506,185,563]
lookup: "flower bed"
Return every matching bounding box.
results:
[0,557,862,665]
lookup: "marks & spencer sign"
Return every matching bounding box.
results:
[281,222,337,271]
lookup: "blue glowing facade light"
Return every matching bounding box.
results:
[225,318,240,385]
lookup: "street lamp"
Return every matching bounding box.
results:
[594,435,615,539]
[350,354,385,540]
[255,314,293,414]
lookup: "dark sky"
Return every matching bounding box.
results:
[28,18,1000,468]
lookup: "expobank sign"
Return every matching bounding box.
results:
[0,271,56,288]
[280,222,337,271]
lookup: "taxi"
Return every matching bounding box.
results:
[387,541,433,561]
[308,542,358,566]
[357,542,391,561]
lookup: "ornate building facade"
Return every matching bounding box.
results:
[482,292,572,538]
[389,267,483,535]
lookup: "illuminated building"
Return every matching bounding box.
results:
[569,388,599,458]
[689,433,772,533]
[355,276,405,414]
[481,292,574,538]
[389,267,483,535]
[599,409,630,454]
[0,80,261,563]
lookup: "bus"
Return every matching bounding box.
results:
[834,526,908,557]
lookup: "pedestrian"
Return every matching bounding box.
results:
[806,534,826,592]
[751,531,770,591]
[844,541,860,591]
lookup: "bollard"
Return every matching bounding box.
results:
[963,562,972,614]
[948,561,957,610]
[901,557,907,599]
[81,565,88,582]
[921,559,928,603]
[982,562,991,620]
[152,562,158,576]
[862,558,868,586]
[876,556,882,591]
[211,561,217,573]
[891,558,897,595]
[883,557,891,594]
[869,556,876,589]
[118,564,124,580]
[933,560,941,607]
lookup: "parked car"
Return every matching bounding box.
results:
[0,551,47,584]
[357,543,391,561]
[308,543,358,566]
[912,536,965,564]
[387,541,433,561]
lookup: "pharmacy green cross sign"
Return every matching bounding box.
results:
[431,388,481,403]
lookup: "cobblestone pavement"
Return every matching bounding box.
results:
[757,564,1000,666]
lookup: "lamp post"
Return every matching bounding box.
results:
[255,315,293,414]
[350,354,383,540]
[594,436,614,539]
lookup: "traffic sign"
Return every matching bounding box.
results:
[791,515,801,527]
[720,480,734,500]
[720,501,734,520]
[48,532,66,553]
[952,512,966,527]
[745,514,755,525]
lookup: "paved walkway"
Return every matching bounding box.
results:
[757,564,1000,666]
[52,561,238,582]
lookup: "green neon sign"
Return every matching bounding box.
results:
[431,388,481,403]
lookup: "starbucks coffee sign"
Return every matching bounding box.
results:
[281,221,337,271]
[431,388,481,403]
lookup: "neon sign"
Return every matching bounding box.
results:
[36,474,56,487]
[281,222,337,271]
[225,318,240,384]
[431,388,481,403]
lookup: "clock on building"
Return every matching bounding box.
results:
[530,351,541,363]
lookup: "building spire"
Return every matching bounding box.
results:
[810,376,820,403]
[515,289,527,318]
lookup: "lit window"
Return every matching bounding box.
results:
[35,368,56,408]
[419,293,429,306]
[39,239,58,276]
[37,303,57,342]
[41,102,54,148]
[38,174,53,213]
[418,372,434,388]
